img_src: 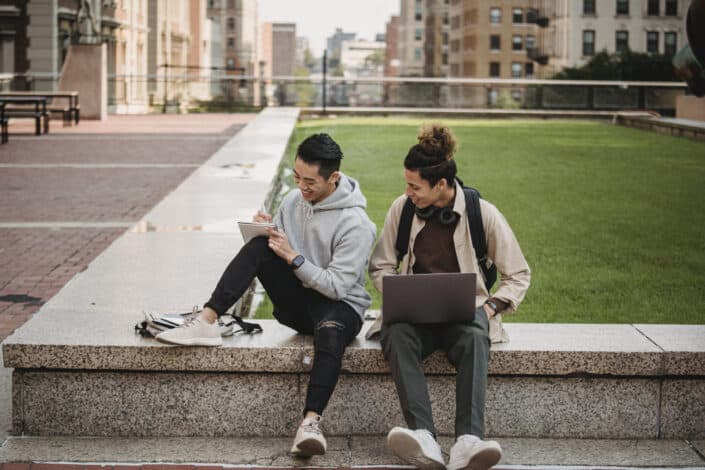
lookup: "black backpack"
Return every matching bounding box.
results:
[394,178,497,291]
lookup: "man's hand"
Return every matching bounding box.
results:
[483,303,496,318]
[266,227,297,264]
[253,210,273,223]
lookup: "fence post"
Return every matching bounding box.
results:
[322,50,327,114]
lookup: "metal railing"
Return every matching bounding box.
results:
[3,73,688,115]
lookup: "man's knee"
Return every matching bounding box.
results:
[380,323,421,360]
[314,320,347,357]
[447,326,490,363]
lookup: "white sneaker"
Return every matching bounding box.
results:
[447,434,502,470]
[387,427,445,470]
[155,317,222,346]
[290,415,327,457]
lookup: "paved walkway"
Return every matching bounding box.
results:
[0,114,254,342]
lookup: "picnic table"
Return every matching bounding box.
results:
[0,95,48,135]
[0,91,80,127]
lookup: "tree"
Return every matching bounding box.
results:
[553,50,678,81]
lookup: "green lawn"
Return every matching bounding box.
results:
[256,117,705,324]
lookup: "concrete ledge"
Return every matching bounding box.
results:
[1,435,704,467]
[617,115,705,141]
[3,319,703,377]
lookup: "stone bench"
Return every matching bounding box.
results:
[3,315,704,440]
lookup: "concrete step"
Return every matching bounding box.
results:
[1,435,704,468]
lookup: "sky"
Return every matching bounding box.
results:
[258,0,400,57]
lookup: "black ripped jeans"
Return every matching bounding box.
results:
[205,236,363,415]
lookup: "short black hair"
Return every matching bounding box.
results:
[296,133,343,179]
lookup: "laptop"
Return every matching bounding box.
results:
[382,272,477,325]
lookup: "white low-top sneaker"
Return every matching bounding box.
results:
[155,317,222,346]
[387,427,445,470]
[447,434,502,470]
[290,415,327,457]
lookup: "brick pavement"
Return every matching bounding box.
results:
[0,114,254,342]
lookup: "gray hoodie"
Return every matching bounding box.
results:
[274,173,376,319]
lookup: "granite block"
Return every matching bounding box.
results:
[499,437,705,466]
[3,320,671,378]
[635,324,705,375]
[13,370,302,437]
[485,376,660,439]
[660,379,705,439]
[693,440,705,456]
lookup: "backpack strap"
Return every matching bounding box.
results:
[395,197,416,263]
[462,187,497,291]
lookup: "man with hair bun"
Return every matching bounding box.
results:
[368,124,530,470]
[157,133,377,458]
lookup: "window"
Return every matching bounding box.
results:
[583,0,596,15]
[415,0,423,21]
[451,16,460,29]
[443,13,449,25]
[616,0,629,15]
[490,34,501,51]
[647,31,659,53]
[227,17,234,30]
[582,30,595,56]
[226,58,235,69]
[512,35,523,51]
[489,62,500,77]
[526,8,538,23]
[451,39,460,52]
[414,47,422,60]
[525,62,534,77]
[415,28,422,41]
[616,30,629,52]
[511,62,522,78]
[490,7,501,24]
[227,37,235,49]
[442,32,448,45]
[647,0,659,15]
[525,35,536,50]
[442,53,448,65]
[513,8,523,24]
[665,32,677,56]
[665,0,677,15]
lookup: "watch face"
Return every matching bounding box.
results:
[292,255,305,269]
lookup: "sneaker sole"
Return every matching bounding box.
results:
[388,431,445,470]
[469,447,502,470]
[291,438,326,457]
[155,335,222,346]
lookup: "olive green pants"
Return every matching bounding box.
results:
[380,307,490,438]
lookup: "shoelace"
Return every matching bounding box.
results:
[300,420,322,434]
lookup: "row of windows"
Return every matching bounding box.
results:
[489,7,538,25]
[490,34,536,52]
[489,61,534,78]
[582,30,678,56]
[583,0,678,16]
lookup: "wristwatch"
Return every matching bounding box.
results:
[291,254,305,270]
[485,299,499,315]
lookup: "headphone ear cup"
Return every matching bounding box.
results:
[438,207,459,225]
[415,205,437,220]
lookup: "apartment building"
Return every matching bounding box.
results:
[532,0,690,76]
[385,15,401,77]
[399,0,426,76]
[424,0,450,77]
[207,0,257,75]
[112,0,150,112]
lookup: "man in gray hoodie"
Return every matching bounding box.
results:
[157,133,377,458]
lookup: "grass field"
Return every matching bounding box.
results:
[256,117,705,324]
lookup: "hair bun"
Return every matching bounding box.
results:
[417,124,456,160]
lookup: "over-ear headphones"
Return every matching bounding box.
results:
[415,205,459,225]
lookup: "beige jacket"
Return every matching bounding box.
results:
[367,181,531,342]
